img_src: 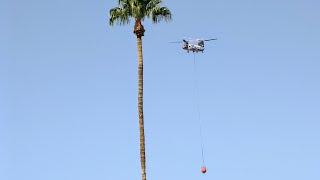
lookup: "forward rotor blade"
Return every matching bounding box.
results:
[204,38,217,41]
[169,41,183,43]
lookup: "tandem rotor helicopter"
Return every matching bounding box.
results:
[170,38,217,53]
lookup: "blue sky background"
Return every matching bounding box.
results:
[1,0,320,180]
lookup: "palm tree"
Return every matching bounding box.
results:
[109,1,172,180]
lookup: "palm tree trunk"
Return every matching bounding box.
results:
[137,36,147,180]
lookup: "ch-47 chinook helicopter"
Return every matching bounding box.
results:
[170,38,217,53]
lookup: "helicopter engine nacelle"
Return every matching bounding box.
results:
[198,40,204,47]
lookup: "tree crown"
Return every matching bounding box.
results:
[109,0,172,26]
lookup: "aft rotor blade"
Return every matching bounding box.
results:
[169,41,183,43]
[204,38,217,41]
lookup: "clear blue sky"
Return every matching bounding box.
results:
[1,0,320,180]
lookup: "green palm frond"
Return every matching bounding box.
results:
[145,0,161,12]
[149,6,172,23]
[109,7,130,25]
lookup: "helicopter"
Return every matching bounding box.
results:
[170,38,217,53]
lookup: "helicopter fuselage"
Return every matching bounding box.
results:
[182,43,205,53]
[170,38,216,53]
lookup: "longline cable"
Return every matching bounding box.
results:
[192,53,207,173]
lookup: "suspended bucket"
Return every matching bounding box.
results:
[201,166,207,174]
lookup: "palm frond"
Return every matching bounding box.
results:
[109,7,130,26]
[149,6,172,23]
[145,0,162,12]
